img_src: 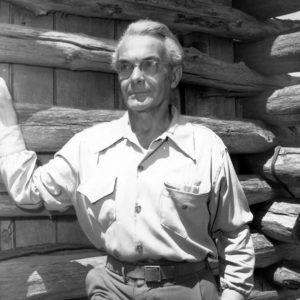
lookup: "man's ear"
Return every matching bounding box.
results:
[170,65,183,88]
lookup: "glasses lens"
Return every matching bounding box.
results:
[118,62,133,78]
[141,60,158,76]
[117,60,159,79]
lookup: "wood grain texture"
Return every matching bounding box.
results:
[0,249,105,300]
[242,85,300,126]
[252,199,300,244]
[237,31,300,76]
[55,14,115,109]
[0,23,299,95]
[56,216,92,245]
[264,261,300,289]
[0,0,10,83]
[0,236,299,300]
[13,103,277,153]
[15,218,56,247]
[0,194,76,217]
[239,175,286,206]
[183,33,236,120]
[250,273,300,300]
[245,147,300,197]
[0,220,15,250]
[233,0,300,19]
[11,4,54,106]
[252,230,300,267]
[183,47,300,95]
[4,0,300,41]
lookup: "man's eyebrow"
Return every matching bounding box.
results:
[118,56,160,63]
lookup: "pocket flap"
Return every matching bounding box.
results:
[164,182,210,205]
[164,181,210,195]
[77,177,117,204]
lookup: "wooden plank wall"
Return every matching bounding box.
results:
[0,0,237,252]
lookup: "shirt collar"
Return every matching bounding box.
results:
[161,106,196,161]
[91,106,196,161]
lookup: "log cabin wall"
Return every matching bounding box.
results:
[0,0,299,299]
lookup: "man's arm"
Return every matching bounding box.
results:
[0,77,18,128]
[222,288,246,300]
[0,77,75,211]
[209,147,255,300]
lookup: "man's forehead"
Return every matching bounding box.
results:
[117,35,167,61]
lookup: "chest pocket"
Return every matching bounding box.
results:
[160,182,210,239]
[77,176,117,232]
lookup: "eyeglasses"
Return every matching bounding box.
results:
[116,59,162,79]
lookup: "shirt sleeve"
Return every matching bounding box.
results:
[0,125,79,212]
[210,148,255,297]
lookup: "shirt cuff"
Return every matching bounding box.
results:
[0,125,26,156]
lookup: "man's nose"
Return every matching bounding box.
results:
[130,65,144,82]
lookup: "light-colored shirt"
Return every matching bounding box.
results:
[0,108,254,296]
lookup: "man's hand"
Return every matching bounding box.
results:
[0,77,18,128]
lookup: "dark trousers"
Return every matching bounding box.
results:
[86,264,220,300]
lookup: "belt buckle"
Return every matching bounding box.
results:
[144,265,161,282]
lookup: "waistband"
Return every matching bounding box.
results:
[106,255,207,282]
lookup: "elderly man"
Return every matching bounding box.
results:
[0,20,254,300]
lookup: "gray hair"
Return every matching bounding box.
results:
[111,19,184,70]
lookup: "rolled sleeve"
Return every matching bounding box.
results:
[217,225,255,297]
[210,149,254,296]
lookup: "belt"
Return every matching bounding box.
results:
[106,255,207,282]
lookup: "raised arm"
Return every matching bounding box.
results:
[0,77,18,128]
[0,77,75,212]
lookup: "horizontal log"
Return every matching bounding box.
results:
[14,103,276,154]
[182,47,299,95]
[0,23,116,73]
[250,273,300,300]
[237,31,300,75]
[251,231,281,268]
[264,261,300,289]
[4,0,300,41]
[0,249,105,300]
[0,235,298,300]
[0,24,297,96]
[252,230,300,268]
[245,147,300,197]
[236,175,285,205]
[0,243,95,261]
[0,194,76,218]
[252,198,300,244]
[269,125,300,148]
[233,0,300,19]
[241,85,300,126]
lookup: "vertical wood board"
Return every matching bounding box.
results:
[11,5,54,105]
[15,218,56,247]
[0,220,15,250]
[55,14,115,109]
[56,216,92,246]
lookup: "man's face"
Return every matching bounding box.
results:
[117,35,173,113]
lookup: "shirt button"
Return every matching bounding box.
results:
[137,165,144,172]
[135,204,142,214]
[136,242,143,253]
[182,204,188,210]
